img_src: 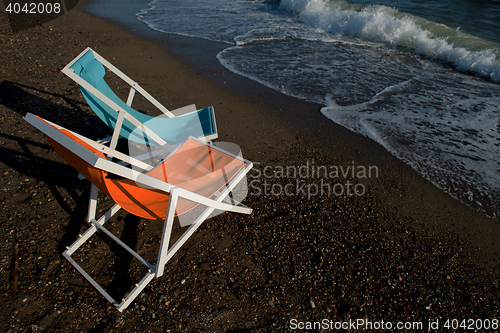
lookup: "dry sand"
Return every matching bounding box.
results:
[0,1,499,332]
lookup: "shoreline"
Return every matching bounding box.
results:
[1,1,499,331]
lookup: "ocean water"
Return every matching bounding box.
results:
[135,0,500,219]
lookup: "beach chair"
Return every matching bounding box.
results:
[61,47,218,150]
[25,113,251,312]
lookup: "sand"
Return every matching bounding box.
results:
[0,1,499,332]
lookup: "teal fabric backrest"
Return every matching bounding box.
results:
[69,50,215,145]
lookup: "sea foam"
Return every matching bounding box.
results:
[279,0,500,82]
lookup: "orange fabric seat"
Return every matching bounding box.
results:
[46,128,111,196]
[43,117,246,220]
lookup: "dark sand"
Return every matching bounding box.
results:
[1,1,499,332]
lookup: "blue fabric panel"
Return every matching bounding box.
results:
[70,50,216,145]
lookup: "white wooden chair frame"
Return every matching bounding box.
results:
[61,47,218,150]
[25,113,251,312]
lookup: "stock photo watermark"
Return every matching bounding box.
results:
[249,160,379,199]
[290,318,500,331]
[3,0,79,32]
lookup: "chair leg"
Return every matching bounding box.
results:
[116,271,155,312]
[87,184,99,222]
[156,206,215,278]
[156,188,219,278]
[64,241,155,312]
[65,184,106,258]
[155,189,178,277]
[63,187,156,312]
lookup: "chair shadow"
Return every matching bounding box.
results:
[0,80,139,300]
[0,130,89,253]
[105,214,142,302]
[0,80,110,137]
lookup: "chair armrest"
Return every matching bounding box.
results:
[174,186,252,215]
[50,122,156,172]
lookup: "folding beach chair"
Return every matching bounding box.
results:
[25,113,251,312]
[61,47,218,150]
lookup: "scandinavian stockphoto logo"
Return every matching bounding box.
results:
[249,160,379,199]
[4,0,79,32]
[129,112,250,228]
